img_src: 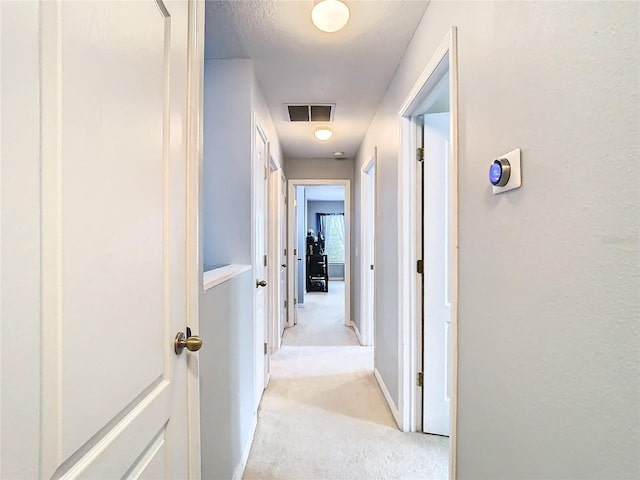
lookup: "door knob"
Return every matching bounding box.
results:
[174,331,203,355]
[256,280,267,288]
[281,264,287,268]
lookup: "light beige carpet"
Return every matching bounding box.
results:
[285,281,357,347]
[243,282,449,480]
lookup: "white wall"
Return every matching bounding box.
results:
[203,59,252,268]
[285,157,354,181]
[201,58,283,479]
[202,60,283,270]
[199,273,254,480]
[354,2,640,478]
[252,72,283,168]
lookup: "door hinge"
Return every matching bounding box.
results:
[264,342,268,355]
[264,167,268,179]
[293,199,297,207]
[293,248,297,256]
[417,372,424,387]
[284,248,287,256]
[417,147,424,162]
[417,259,424,274]
[264,254,268,267]
[294,298,297,305]
[284,300,288,308]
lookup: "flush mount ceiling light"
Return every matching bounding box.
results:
[311,0,350,33]
[333,151,344,156]
[314,127,333,141]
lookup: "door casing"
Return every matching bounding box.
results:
[359,151,377,347]
[253,119,270,403]
[397,27,459,480]
[267,155,285,352]
[287,179,351,328]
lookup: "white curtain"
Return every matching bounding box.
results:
[320,214,345,263]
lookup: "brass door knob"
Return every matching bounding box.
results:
[256,280,267,288]
[175,331,203,355]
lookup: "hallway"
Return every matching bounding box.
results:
[284,281,355,347]
[243,282,449,480]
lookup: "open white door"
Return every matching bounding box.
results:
[287,185,305,327]
[254,123,269,403]
[1,1,196,477]
[422,112,452,436]
[295,186,306,315]
[360,156,376,346]
[279,172,288,340]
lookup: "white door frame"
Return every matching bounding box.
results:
[268,153,283,353]
[275,169,288,348]
[253,118,269,402]
[186,1,205,477]
[397,27,459,478]
[287,179,351,328]
[359,150,377,346]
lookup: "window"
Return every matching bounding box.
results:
[318,213,345,263]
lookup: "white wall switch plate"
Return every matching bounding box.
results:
[491,148,521,194]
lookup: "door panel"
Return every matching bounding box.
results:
[279,173,288,338]
[295,186,306,314]
[37,1,188,477]
[422,112,452,436]
[363,165,376,346]
[254,126,268,404]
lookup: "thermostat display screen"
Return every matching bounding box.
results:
[489,162,503,185]
[490,148,521,194]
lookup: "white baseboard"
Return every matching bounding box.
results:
[232,412,258,480]
[374,368,402,430]
[353,323,364,345]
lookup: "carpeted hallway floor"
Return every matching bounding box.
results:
[243,281,449,480]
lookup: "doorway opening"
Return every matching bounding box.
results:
[286,179,352,346]
[398,27,459,477]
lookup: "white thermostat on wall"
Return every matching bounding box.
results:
[490,148,521,194]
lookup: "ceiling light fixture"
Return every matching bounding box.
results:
[333,151,344,156]
[311,0,350,33]
[315,127,333,141]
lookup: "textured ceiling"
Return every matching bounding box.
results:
[205,0,430,159]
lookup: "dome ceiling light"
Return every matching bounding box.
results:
[314,128,333,141]
[311,0,350,33]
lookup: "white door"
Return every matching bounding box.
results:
[288,186,305,327]
[423,112,452,436]
[361,161,376,346]
[279,173,288,339]
[254,125,269,405]
[295,186,306,314]
[1,1,194,478]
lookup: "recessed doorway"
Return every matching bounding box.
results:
[286,180,352,345]
[397,27,459,477]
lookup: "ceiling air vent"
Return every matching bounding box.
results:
[285,104,335,122]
